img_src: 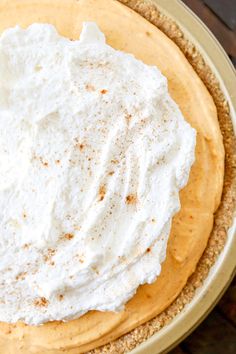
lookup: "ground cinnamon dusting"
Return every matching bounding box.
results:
[64,233,74,240]
[126,194,137,205]
[34,297,49,307]
[23,243,30,249]
[39,156,49,167]
[99,185,106,201]
[58,294,64,301]
[15,272,27,281]
[88,1,236,353]
[43,248,56,262]
[125,113,132,124]
[75,143,85,151]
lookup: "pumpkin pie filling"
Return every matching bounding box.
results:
[0,0,224,353]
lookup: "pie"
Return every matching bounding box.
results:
[0,0,235,353]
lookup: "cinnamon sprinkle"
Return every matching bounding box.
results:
[98,185,106,201]
[43,248,56,263]
[125,113,132,124]
[75,143,85,151]
[34,297,49,307]
[15,272,27,281]
[58,294,64,301]
[64,233,74,240]
[126,194,137,205]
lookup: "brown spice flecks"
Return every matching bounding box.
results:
[92,266,100,275]
[75,143,85,151]
[98,185,106,201]
[108,171,115,176]
[34,297,49,307]
[85,83,95,92]
[15,272,27,281]
[55,159,60,164]
[48,248,56,257]
[125,113,132,124]
[100,89,108,94]
[118,255,127,263]
[44,248,56,263]
[146,248,151,253]
[76,253,85,263]
[58,294,64,301]
[39,156,49,167]
[64,233,74,240]
[111,159,119,164]
[22,213,27,219]
[126,194,137,205]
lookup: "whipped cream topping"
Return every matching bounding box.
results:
[0,22,196,325]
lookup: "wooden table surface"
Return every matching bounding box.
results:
[170,1,236,353]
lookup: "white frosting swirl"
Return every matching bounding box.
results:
[0,22,196,325]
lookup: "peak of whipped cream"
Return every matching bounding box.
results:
[0,22,196,325]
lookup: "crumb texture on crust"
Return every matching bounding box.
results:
[0,0,234,353]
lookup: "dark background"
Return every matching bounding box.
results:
[170,1,236,353]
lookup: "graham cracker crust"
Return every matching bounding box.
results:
[88,1,236,353]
